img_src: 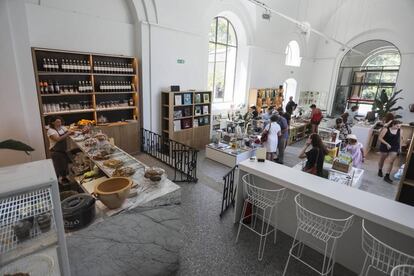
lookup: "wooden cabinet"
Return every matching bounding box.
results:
[161,91,211,149]
[97,121,139,154]
[396,132,414,206]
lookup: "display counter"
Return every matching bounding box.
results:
[65,135,183,274]
[288,120,311,145]
[293,160,364,188]
[206,142,257,167]
[235,160,414,273]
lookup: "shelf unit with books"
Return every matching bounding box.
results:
[161,91,212,149]
[396,132,414,206]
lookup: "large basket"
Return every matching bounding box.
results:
[332,159,351,173]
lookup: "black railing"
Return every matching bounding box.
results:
[220,165,238,217]
[141,128,198,183]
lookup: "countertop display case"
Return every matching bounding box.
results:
[206,142,258,168]
[0,160,70,275]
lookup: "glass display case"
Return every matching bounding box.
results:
[0,160,70,275]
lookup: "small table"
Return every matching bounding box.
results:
[206,143,258,167]
[293,161,364,188]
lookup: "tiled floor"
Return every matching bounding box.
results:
[134,140,403,275]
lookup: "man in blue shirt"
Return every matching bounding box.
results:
[276,112,288,164]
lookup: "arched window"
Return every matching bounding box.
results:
[283,78,297,102]
[208,17,238,102]
[285,40,301,67]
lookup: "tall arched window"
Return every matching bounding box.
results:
[285,40,301,67]
[208,17,238,102]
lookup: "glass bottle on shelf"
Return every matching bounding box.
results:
[39,82,44,94]
[54,82,60,93]
[43,81,48,94]
[42,58,47,71]
[48,80,54,94]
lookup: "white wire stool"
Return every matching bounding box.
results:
[235,174,286,261]
[282,194,354,276]
[360,219,414,276]
[391,265,414,276]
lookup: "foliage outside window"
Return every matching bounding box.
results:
[208,17,238,102]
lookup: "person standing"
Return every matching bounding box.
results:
[262,114,281,161]
[285,96,297,115]
[262,106,274,128]
[299,133,328,177]
[378,120,403,183]
[310,104,323,133]
[47,116,74,185]
[275,110,288,164]
[335,117,351,145]
[343,105,359,126]
[345,134,364,169]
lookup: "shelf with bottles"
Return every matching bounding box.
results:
[38,80,93,95]
[95,80,136,93]
[35,51,91,74]
[93,60,135,75]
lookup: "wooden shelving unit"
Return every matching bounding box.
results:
[248,88,284,112]
[32,48,141,155]
[396,132,414,206]
[161,91,212,149]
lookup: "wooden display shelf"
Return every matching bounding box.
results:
[32,47,141,157]
[161,90,212,149]
[96,106,136,112]
[95,91,137,95]
[43,109,95,116]
[41,93,93,97]
[38,71,91,76]
[92,73,136,77]
[403,179,414,187]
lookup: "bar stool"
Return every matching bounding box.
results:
[282,194,354,276]
[235,174,286,261]
[391,265,414,276]
[360,219,414,276]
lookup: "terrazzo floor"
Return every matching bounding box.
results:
[133,139,403,275]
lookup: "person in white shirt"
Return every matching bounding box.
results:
[47,116,73,184]
[262,114,281,161]
[344,105,359,126]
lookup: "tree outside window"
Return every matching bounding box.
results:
[208,17,238,102]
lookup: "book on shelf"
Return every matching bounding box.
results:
[203,93,210,103]
[182,107,192,117]
[195,106,201,115]
[183,93,192,105]
[203,105,209,114]
[173,110,182,119]
[175,95,182,106]
[181,118,192,129]
[193,119,199,128]
[195,94,201,104]
[174,120,181,131]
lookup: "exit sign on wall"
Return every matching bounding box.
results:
[177,59,185,64]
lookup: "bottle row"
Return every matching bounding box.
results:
[41,57,134,74]
[97,81,135,92]
[39,81,93,94]
[43,102,93,113]
[96,99,135,109]
[94,61,134,74]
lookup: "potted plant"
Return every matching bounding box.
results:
[372,89,404,119]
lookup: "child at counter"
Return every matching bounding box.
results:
[345,134,364,169]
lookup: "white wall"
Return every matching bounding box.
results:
[306,0,414,121]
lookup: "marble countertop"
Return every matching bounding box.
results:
[67,204,183,276]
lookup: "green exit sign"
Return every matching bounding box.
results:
[177,59,185,64]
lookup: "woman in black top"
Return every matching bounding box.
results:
[378,120,403,183]
[299,133,328,177]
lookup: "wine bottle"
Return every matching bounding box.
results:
[39,82,44,94]
[55,81,60,93]
[43,81,49,94]
[48,80,54,94]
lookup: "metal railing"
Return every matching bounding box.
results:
[220,165,238,217]
[141,128,198,183]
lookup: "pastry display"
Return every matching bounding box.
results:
[112,166,136,177]
[92,150,112,160]
[103,159,124,169]
[84,138,97,147]
[144,167,165,182]
[94,133,108,142]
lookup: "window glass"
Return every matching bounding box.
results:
[207,17,238,102]
[285,40,301,67]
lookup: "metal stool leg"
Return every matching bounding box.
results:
[273,206,278,244]
[282,227,300,276]
[359,255,369,276]
[258,207,274,261]
[236,200,248,243]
